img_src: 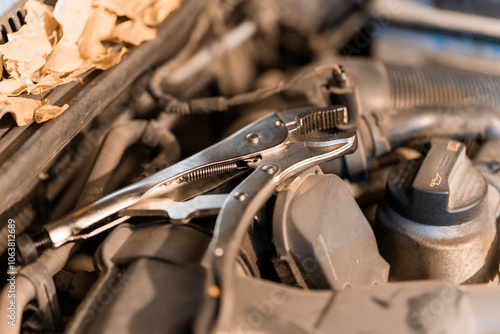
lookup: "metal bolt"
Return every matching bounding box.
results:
[214,247,224,256]
[262,165,276,174]
[274,120,282,127]
[246,133,260,144]
[207,285,221,298]
[234,191,247,201]
[38,172,49,180]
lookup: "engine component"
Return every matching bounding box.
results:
[273,168,389,290]
[196,257,500,334]
[376,138,500,283]
[322,65,363,130]
[341,59,500,114]
[65,223,211,334]
[3,1,500,331]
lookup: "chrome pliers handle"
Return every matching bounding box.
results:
[31,106,356,253]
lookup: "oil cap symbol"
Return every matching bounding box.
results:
[385,138,488,226]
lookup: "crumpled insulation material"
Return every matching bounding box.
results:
[0,0,182,126]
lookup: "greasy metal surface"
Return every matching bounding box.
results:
[377,186,499,283]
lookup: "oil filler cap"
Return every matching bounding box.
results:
[386,138,488,226]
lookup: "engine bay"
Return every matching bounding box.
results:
[1,0,500,333]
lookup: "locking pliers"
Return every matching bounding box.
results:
[25,106,357,257]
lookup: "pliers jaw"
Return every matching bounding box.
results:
[262,105,357,187]
[278,105,348,134]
